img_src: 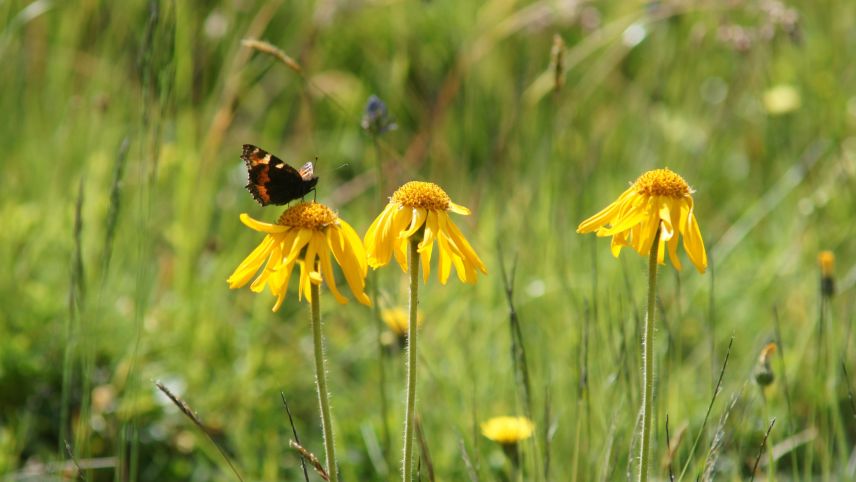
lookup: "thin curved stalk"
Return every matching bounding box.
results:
[402,239,420,482]
[311,283,338,482]
[639,227,660,482]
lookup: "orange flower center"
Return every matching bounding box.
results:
[277,202,337,229]
[633,168,691,198]
[391,181,451,211]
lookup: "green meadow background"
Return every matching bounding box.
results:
[2,0,855,480]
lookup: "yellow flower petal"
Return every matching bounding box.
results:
[227,235,276,288]
[327,226,372,306]
[365,203,397,266]
[684,213,707,273]
[284,229,313,265]
[448,201,471,215]
[318,234,347,304]
[240,213,289,233]
[399,208,428,239]
[339,219,368,274]
[577,188,634,233]
[393,237,408,272]
[441,213,487,274]
[249,237,285,293]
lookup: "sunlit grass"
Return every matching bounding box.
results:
[1,0,855,480]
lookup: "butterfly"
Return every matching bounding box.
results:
[241,144,318,206]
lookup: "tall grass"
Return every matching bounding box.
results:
[1,0,855,480]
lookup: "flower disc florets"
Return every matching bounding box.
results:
[391,181,451,211]
[633,168,692,198]
[278,202,338,229]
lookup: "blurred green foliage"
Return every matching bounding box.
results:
[1,0,855,480]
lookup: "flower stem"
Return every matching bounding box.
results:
[402,239,420,482]
[639,227,661,482]
[310,283,338,482]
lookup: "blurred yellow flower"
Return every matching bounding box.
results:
[364,181,487,284]
[481,416,535,445]
[818,250,835,278]
[763,84,801,115]
[818,250,835,296]
[381,307,424,336]
[227,202,371,311]
[577,168,707,273]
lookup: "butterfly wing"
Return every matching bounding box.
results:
[241,144,319,206]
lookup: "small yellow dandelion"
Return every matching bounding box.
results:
[227,202,371,311]
[481,416,535,445]
[364,181,487,284]
[577,168,707,273]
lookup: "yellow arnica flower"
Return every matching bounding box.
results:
[481,416,535,445]
[364,181,487,284]
[381,307,424,335]
[227,202,371,311]
[577,168,707,273]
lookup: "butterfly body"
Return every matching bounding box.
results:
[241,144,318,206]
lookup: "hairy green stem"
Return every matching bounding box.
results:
[311,282,338,482]
[402,239,420,482]
[639,227,660,482]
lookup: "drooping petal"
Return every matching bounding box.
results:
[339,219,368,274]
[683,211,708,273]
[250,236,285,293]
[577,187,634,233]
[437,236,452,284]
[327,227,371,305]
[610,230,628,258]
[596,201,647,238]
[419,212,438,282]
[373,204,410,268]
[296,261,307,301]
[227,235,276,288]
[399,208,428,239]
[448,201,471,215]
[299,233,321,303]
[437,232,468,284]
[637,198,662,256]
[284,229,313,265]
[365,203,398,266]
[393,237,408,272]
[657,197,675,242]
[667,230,682,270]
[240,213,290,233]
[441,213,487,274]
[318,233,347,304]
[419,211,439,252]
[269,259,296,312]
